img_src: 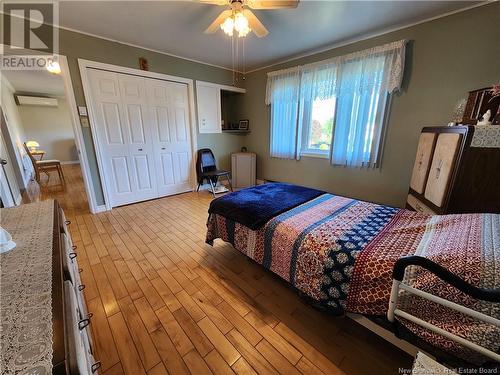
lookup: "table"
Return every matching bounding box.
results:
[31,149,46,160]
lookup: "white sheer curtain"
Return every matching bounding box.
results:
[266,67,300,159]
[266,40,407,165]
[330,40,406,167]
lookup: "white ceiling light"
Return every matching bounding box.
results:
[46,61,61,74]
[220,10,251,37]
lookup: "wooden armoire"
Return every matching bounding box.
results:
[407,125,500,214]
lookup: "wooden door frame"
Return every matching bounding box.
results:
[78,59,198,211]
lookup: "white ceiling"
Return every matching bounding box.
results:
[2,70,65,96]
[58,1,479,71]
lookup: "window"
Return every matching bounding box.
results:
[301,97,336,156]
[266,40,407,168]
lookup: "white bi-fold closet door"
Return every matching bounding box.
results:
[87,69,192,207]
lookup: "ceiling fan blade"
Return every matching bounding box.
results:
[196,0,229,5]
[242,9,268,37]
[246,0,299,9]
[204,9,233,34]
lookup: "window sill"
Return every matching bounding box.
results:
[301,152,329,159]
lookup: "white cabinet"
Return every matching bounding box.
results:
[231,152,256,188]
[196,82,221,134]
[196,81,246,134]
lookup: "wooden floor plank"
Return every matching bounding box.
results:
[156,306,194,356]
[176,290,206,322]
[87,297,120,372]
[192,291,233,334]
[198,317,241,366]
[150,328,191,375]
[296,356,329,375]
[108,313,146,375]
[172,307,214,357]
[217,301,262,346]
[205,349,237,375]
[255,339,302,375]
[274,321,344,375]
[231,357,258,375]
[92,263,120,317]
[117,297,161,370]
[137,277,166,311]
[183,350,214,375]
[244,311,302,365]
[133,297,163,333]
[147,362,168,375]
[102,362,125,375]
[150,277,182,312]
[226,329,278,375]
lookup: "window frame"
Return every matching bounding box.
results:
[299,96,337,158]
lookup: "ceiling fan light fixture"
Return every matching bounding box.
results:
[220,10,251,37]
[238,25,251,37]
[234,12,249,31]
[220,16,234,36]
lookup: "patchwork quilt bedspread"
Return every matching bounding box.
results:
[205,192,500,363]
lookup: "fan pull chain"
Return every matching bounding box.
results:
[242,37,246,80]
[231,32,235,86]
[236,34,239,84]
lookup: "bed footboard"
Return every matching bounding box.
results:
[387,255,500,363]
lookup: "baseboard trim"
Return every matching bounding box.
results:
[92,204,108,213]
[256,179,266,185]
[61,161,80,165]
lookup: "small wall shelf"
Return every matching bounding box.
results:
[222,129,251,134]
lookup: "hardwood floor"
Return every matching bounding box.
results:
[26,165,412,375]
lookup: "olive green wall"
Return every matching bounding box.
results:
[238,2,499,207]
[57,28,244,206]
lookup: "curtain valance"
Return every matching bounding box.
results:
[265,39,407,105]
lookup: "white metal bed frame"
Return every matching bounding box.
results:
[386,264,500,363]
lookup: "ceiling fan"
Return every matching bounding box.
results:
[201,0,299,38]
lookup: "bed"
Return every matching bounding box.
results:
[205,183,500,367]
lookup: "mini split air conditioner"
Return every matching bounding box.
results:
[14,95,58,107]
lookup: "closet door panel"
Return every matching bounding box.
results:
[160,153,175,186]
[126,104,146,144]
[111,157,133,194]
[88,70,138,207]
[175,152,190,184]
[424,133,462,208]
[102,102,124,144]
[155,107,171,142]
[118,74,158,202]
[175,107,188,142]
[147,79,193,196]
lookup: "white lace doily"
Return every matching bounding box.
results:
[1,200,54,375]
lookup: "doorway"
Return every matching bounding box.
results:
[0,58,94,213]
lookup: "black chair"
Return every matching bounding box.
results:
[196,148,233,197]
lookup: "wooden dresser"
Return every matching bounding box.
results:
[407,126,500,214]
[0,200,99,374]
[58,201,101,374]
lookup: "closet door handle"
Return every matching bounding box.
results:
[161,147,166,150]
[138,148,143,151]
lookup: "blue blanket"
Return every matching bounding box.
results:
[208,183,325,230]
